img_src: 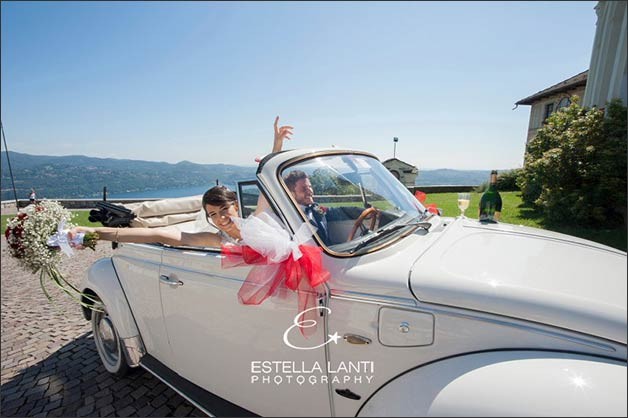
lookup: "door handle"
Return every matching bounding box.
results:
[159,275,183,287]
[343,334,371,345]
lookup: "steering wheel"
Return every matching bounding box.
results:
[348,207,380,241]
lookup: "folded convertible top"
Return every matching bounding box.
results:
[90,195,204,228]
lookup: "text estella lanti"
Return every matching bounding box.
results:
[250,360,374,374]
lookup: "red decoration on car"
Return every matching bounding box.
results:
[221,242,330,337]
[415,190,439,214]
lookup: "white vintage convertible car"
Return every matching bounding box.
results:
[81,148,627,417]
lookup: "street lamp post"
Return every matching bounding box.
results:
[393,137,399,159]
[1,121,19,207]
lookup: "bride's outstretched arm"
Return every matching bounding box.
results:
[70,226,222,248]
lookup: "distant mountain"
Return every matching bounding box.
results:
[415,169,493,186]
[1,151,256,200]
[1,151,503,201]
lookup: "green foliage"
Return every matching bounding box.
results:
[497,169,521,191]
[474,182,489,193]
[309,169,360,195]
[518,97,627,227]
[474,169,521,193]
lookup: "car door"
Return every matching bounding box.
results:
[112,243,175,369]
[159,182,332,416]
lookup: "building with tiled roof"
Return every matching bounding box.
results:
[515,70,588,145]
[382,158,418,187]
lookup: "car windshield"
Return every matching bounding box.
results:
[280,153,428,253]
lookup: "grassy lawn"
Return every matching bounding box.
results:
[3,193,625,252]
[423,191,538,226]
[423,191,626,252]
[2,210,101,233]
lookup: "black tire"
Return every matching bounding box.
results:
[91,299,129,377]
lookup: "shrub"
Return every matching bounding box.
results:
[474,169,521,193]
[475,182,488,193]
[497,169,521,191]
[518,97,627,226]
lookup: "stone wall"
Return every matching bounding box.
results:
[1,185,478,211]
[1,198,164,211]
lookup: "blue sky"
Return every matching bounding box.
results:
[1,1,597,169]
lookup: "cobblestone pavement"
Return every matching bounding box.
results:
[1,238,206,417]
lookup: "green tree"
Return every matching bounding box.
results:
[310,169,362,196]
[310,169,339,195]
[517,97,627,226]
[496,168,522,191]
[475,169,521,193]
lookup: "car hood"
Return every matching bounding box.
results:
[409,218,627,344]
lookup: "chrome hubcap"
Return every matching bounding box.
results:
[96,313,120,365]
[99,317,116,352]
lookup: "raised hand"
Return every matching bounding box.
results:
[273,116,294,152]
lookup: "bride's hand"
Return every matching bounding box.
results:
[273,116,294,152]
[68,227,94,249]
[68,226,94,237]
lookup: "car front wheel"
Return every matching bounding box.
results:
[92,299,129,376]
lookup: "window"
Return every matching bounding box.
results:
[280,154,425,253]
[543,102,554,122]
[236,180,284,226]
[237,181,261,218]
[557,97,571,111]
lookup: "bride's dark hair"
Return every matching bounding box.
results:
[202,186,237,218]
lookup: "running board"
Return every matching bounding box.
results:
[140,354,258,417]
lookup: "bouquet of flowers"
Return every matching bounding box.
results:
[4,200,101,310]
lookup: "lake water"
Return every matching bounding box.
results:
[106,184,236,199]
[102,178,471,200]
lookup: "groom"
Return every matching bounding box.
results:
[283,170,332,245]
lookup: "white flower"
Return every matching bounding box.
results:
[4,200,100,311]
[5,200,76,273]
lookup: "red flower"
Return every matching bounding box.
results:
[4,214,29,259]
[315,205,328,215]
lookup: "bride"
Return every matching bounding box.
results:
[71,116,328,330]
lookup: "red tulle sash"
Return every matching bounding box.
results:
[221,243,330,337]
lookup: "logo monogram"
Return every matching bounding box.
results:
[283,307,340,350]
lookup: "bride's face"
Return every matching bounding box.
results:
[205,202,239,231]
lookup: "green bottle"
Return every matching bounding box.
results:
[479,170,502,223]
